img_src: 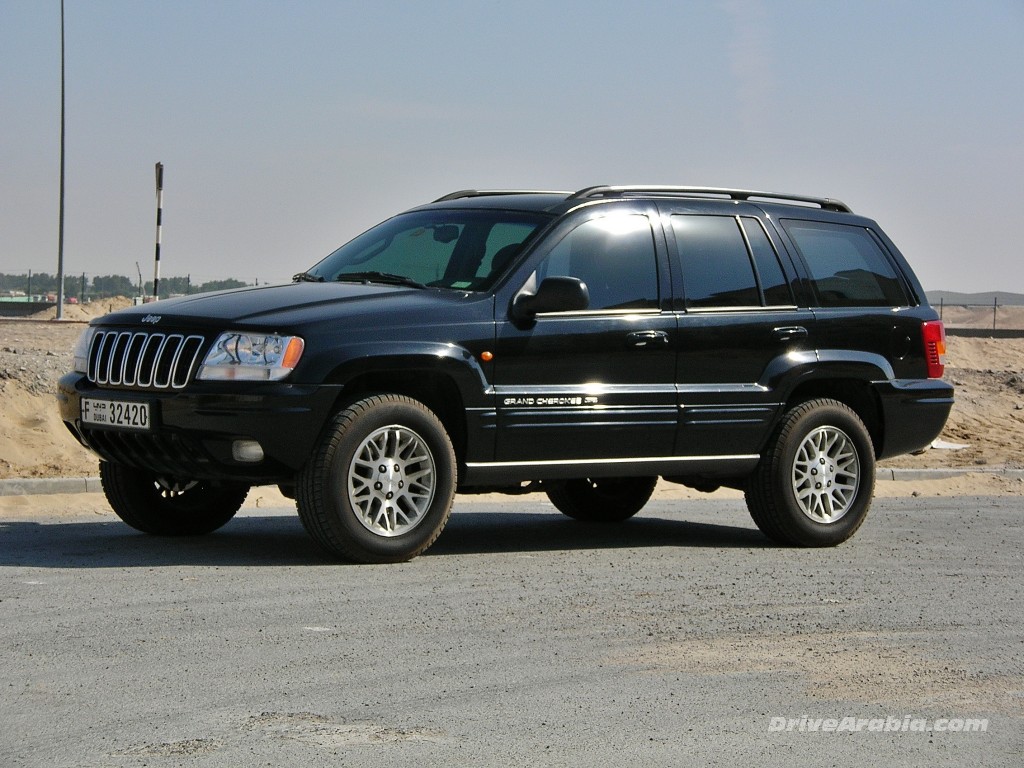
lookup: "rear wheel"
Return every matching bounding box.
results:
[546,476,657,523]
[99,462,248,535]
[745,398,874,546]
[296,394,456,563]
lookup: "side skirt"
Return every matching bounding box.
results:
[462,454,759,484]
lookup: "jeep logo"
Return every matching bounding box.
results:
[140,314,162,324]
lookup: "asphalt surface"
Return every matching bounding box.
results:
[4,467,1024,497]
[1,495,1022,766]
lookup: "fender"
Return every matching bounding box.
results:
[314,340,494,408]
[761,348,896,398]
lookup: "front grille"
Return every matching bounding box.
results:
[88,330,206,389]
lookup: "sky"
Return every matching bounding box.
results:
[2,0,1023,292]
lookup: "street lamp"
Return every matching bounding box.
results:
[56,0,66,320]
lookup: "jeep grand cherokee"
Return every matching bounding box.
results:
[58,186,953,562]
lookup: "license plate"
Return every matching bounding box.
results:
[81,398,151,431]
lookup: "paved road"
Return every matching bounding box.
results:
[2,495,1022,766]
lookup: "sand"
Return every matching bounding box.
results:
[1,303,1022,507]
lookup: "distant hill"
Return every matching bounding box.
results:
[927,291,1024,307]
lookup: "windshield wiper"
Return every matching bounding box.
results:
[335,271,426,289]
[292,271,325,283]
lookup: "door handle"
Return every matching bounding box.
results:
[772,326,808,343]
[627,330,669,347]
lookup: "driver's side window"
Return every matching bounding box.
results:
[536,214,659,310]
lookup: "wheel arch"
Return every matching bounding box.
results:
[300,342,494,481]
[335,367,469,463]
[784,377,884,458]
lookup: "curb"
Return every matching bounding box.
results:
[1,469,1022,497]
[879,468,1024,482]
[0,477,103,497]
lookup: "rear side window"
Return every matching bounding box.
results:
[670,215,793,308]
[782,220,909,307]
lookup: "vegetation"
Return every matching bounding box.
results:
[0,272,250,301]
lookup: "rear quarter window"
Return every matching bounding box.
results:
[782,219,909,307]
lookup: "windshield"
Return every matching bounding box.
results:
[304,209,551,291]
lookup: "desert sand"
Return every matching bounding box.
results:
[1,301,1022,514]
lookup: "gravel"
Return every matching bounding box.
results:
[1,342,74,396]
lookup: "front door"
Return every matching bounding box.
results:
[492,206,677,466]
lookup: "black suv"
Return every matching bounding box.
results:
[58,186,953,562]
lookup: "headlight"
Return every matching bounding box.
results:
[197,332,305,381]
[72,327,97,374]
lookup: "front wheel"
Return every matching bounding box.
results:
[546,476,657,522]
[296,394,456,563]
[745,398,875,547]
[99,462,249,535]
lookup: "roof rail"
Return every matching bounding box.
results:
[433,189,568,203]
[569,185,852,213]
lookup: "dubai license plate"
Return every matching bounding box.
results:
[81,398,151,431]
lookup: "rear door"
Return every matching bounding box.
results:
[491,203,678,465]
[663,203,815,458]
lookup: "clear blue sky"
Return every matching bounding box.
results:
[3,0,1022,291]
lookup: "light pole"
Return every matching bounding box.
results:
[56,0,66,319]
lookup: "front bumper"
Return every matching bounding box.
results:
[57,372,341,483]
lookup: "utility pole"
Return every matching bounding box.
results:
[56,0,67,319]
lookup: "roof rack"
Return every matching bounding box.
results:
[433,189,568,203]
[569,185,852,213]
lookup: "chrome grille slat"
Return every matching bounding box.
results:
[137,335,160,387]
[109,332,130,385]
[88,330,205,390]
[175,336,205,387]
[123,332,147,386]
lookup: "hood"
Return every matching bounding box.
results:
[94,282,487,331]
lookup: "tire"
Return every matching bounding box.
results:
[99,462,248,535]
[745,398,875,547]
[296,394,456,563]
[546,476,657,523]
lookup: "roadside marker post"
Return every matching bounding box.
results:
[153,162,164,301]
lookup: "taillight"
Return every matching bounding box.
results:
[922,320,946,378]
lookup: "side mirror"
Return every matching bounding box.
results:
[511,276,589,321]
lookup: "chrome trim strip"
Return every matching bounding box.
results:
[466,454,759,469]
[535,308,663,318]
[682,305,799,313]
[493,383,677,396]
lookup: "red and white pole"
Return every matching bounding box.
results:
[153,162,164,300]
